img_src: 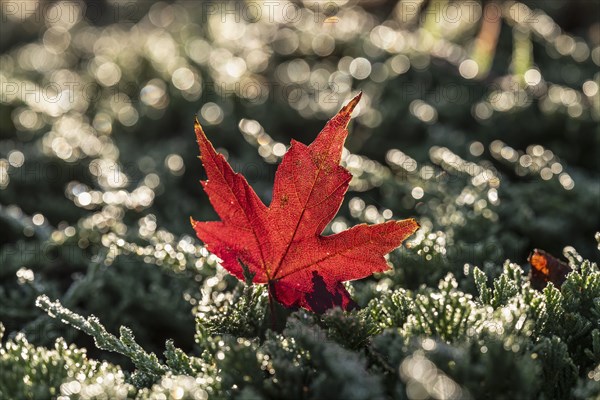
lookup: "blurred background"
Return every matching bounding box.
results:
[1,0,599,365]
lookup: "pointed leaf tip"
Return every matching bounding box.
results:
[403,218,420,235]
[340,92,362,118]
[194,116,217,162]
[194,116,206,142]
[328,92,362,130]
[310,92,363,156]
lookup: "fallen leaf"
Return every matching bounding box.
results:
[191,93,419,313]
[528,248,571,290]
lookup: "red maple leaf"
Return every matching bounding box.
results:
[191,93,419,313]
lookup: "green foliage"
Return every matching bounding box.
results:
[36,295,168,387]
[1,0,599,398]
[473,266,492,305]
[0,243,596,399]
[367,288,414,330]
[0,323,131,400]
[585,329,600,364]
[195,276,268,340]
[534,336,578,400]
[573,364,600,400]
[261,315,387,400]
[408,274,485,341]
[321,307,379,350]
[139,375,210,400]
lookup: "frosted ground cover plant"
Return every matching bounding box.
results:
[0,0,599,399]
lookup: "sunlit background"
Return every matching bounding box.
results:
[0,0,599,394]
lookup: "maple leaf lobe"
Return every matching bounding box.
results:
[192,93,419,313]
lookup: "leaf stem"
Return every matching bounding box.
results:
[268,285,276,331]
